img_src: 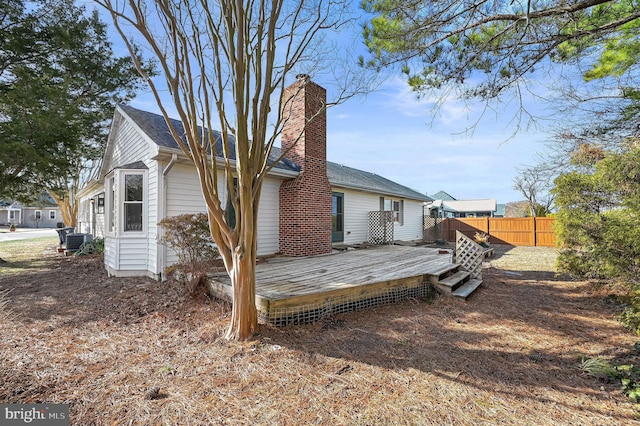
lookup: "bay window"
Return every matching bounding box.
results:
[105,169,146,235]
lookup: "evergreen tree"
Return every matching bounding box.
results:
[0,0,149,225]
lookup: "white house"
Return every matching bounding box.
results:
[77,77,430,279]
[426,190,497,218]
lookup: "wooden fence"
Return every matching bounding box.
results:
[442,217,556,247]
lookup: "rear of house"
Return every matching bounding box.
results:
[77,77,429,279]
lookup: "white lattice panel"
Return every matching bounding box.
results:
[455,231,483,279]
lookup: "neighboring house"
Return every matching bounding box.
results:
[77,76,430,279]
[426,191,497,218]
[0,198,61,228]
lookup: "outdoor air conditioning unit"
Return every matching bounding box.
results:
[66,233,91,251]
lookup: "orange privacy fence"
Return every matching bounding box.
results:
[443,217,556,247]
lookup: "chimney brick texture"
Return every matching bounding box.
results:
[279,76,332,256]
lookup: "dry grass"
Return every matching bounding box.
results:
[488,245,559,272]
[0,236,59,276]
[1,242,638,425]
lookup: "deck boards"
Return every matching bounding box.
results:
[207,245,455,325]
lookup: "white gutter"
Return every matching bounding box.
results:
[163,153,178,176]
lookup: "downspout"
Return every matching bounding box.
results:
[159,153,178,279]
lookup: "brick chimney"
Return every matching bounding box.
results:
[279,75,332,256]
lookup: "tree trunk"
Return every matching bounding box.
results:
[225,249,258,340]
[48,190,78,227]
[222,177,260,340]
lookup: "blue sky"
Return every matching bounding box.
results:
[324,77,550,203]
[128,74,549,204]
[98,2,554,205]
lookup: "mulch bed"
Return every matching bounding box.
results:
[0,246,638,424]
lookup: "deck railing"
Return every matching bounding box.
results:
[455,230,483,279]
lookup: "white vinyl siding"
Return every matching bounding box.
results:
[103,235,117,272]
[336,189,380,245]
[255,177,280,256]
[108,119,152,168]
[333,187,424,245]
[76,186,105,236]
[392,200,424,241]
[165,163,210,216]
[163,163,209,267]
[117,238,150,270]
[162,163,282,268]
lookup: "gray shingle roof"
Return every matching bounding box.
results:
[327,162,430,201]
[430,190,456,201]
[120,105,428,202]
[120,105,299,173]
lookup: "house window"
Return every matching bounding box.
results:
[381,197,404,224]
[226,178,238,229]
[49,210,56,220]
[9,211,15,220]
[107,176,115,233]
[124,174,143,231]
[35,210,42,220]
[96,193,105,214]
[393,200,404,224]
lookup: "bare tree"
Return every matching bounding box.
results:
[513,165,555,217]
[96,0,366,340]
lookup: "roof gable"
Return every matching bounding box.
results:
[119,105,299,173]
[116,105,428,202]
[430,190,456,201]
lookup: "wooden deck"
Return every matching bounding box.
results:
[207,245,457,326]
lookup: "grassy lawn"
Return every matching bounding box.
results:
[1,241,638,425]
[0,237,59,276]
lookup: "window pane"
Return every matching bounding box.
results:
[125,203,143,231]
[109,179,115,232]
[384,199,391,210]
[125,175,143,201]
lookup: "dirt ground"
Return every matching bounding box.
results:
[1,242,639,425]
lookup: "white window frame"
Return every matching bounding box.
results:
[381,197,404,225]
[49,210,56,220]
[105,170,147,236]
[35,210,42,220]
[9,210,15,221]
[122,172,145,233]
[105,174,116,235]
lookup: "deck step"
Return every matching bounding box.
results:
[427,263,460,285]
[451,278,483,300]
[429,263,460,277]
[437,270,470,293]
